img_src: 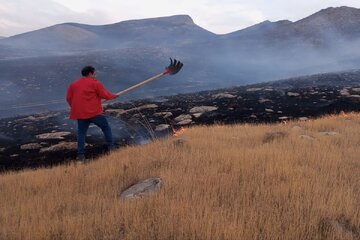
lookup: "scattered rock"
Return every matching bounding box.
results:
[319,217,360,239]
[352,88,360,92]
[155,124,170,131]
[246,88,262,92]
[36,132,71,140]
[278,116,289,120]
[192,113,203,118]
[258,98,272,103]
[299,135,315,140]
[0,148,5,152]
[20,143,42,150]
[298,117,309,121]
[340,89,350,96]
[319,131,339,136]
[40,142,77,153]
[265,108,274,113]
[212,93,236,99]
[287,92,300,97]
[153,112,173,118]
[189,106,218,114]
[121,104,159,115]
[177,119,193,126]
[13,113,60,123]
[174,114,192,122]
[119,177,162,200]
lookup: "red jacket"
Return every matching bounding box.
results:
[66,77,117,120]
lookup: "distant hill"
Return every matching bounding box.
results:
[224,6,360,47]
[0,15,216,50]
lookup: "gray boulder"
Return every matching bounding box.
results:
[120,177,162,200]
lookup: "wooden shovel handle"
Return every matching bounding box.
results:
[102,72,167,103]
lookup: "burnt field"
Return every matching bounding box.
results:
[1,70,360,172]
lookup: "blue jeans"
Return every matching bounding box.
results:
[77,115,113,156]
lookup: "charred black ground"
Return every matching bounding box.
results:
[1,70,360,172]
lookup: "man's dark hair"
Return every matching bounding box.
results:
[81,66,96,76]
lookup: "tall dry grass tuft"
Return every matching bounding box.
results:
[1,113,360,239]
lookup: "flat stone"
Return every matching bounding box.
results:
[192,113,203,118]
[119,177,161,200]
[299,117,309,121]
[14,113,60,123]
[40,142,77,153]
[212,93,236,99]
[189,106,218,114]
[265,108,274,113]
[258,98,272,103]
[287,92,300,97]
[174,114,192,122]
[340,89,350,96]
[155,124,170,131]
[246,88,262,92]
[153,112,173,118]
[20,143,42,150]
[127,104,158,112]
[352,88,360,92]
[319,131,340,136]
[36,132,71,140]
[177,119,193,126]
[278,116,289,120]
[299,135,315,140]
[0,148,5,152]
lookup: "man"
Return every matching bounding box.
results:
[66,66,119,160]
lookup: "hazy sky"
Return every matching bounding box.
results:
[1,0,360,37]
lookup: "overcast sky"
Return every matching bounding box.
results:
[1,0,360,37]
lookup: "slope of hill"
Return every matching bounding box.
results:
[0,15,216,50]
[225,6,360,47]
[0,113,359,239]
[2,68,360,171]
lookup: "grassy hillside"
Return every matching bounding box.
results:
[1,113,360,239]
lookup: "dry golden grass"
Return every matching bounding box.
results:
[1,113,360,239]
